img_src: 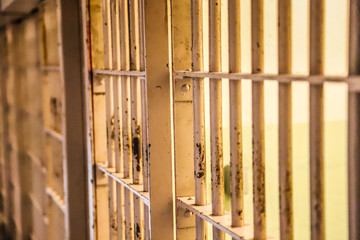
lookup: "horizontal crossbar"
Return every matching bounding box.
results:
[96,164,150,206]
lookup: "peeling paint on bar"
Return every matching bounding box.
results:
[251,0,266,239]
[209,0,225,239]
[191,0,207,238]
[228,0,243,231]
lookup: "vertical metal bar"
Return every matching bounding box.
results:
[348,1,360,240]
[145,0,176,237]
[138,0,150,237]
[116,185,125,240]
[278,0,293,239]
[309,1,325,240]
[119,0,134,239]
[80,0,97,236]
[110,0,124,239]
[111,0,122,173]
[55,0,89,237]
[129,0,143,185]
[251,0,266,239]
[228,0,243,231]
[129,0,144,238]
[103,0,115,238]
[120,0,132,180]
[209,0,224,239]
[139,0,148,194]
[191,0,207,238]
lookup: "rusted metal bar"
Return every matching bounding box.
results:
[102,0,116,238]
[348,1,360,239]
[278,0,293,239]
[191,0,207,238]
[129,0,144,238]
[119,0,134,239]
[251,0,266,239]
[228,0,243,231]
[177,197,276,240]
[309,0,325,239]
[138,0,148,194]
[110,0,124,239]
[209,0,225,239]
[129,0,143,186]
[97,164,150,206]
[139,0,149,236]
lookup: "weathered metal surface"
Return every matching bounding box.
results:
[209,0,225,239]
[145,0,176,238]
[190,0,206,238]
[278,0,293,239]
[251,0,266,239]
[228,0,243,230]
[348,1,360,240]
[309,0,325,239]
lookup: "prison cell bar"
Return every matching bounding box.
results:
[174,71,353,83]
[251,0,266,239]
[138,0,151,237]
[101,0,117,238]
[309,1,325,240]
[177,197,278,240]
[278,0,293,239]
[129,0,145,238]
[191,0,207,238]
[119,0,135,238]
[209,0,225,239]
[110,0,125,239]
[228,0,244,233]
[348,0,360,239]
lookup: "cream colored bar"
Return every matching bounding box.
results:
[145,0,176,237]
[139,0,150,237]
[97,164,150,205]
[278,0,293,239]
[228,0,243,230]
[102,0,116,238]
[129,0,144,239]
[129,0,143,186]
[116,184,125,240]
[119,0,134,239]
[177,197,276,240]
[348,1,360,239]
[93,69,146,78]
[251,0,266,239]
[191,0,207,238]
[139,0,148,194]
[110,0,124,239]
[209,0,225,239]
[309,1,325,240]
[174,71,348,83]
[111,0,122,173]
